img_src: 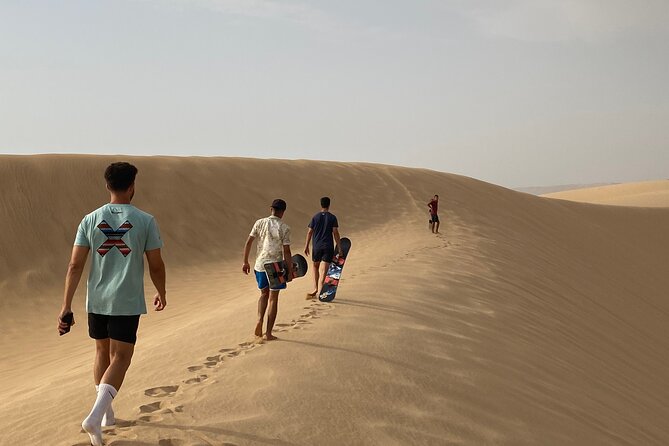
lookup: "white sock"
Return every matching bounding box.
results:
[95,384,116,426]
[83,383,117,446]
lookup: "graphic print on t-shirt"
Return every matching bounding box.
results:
[96,220,133,257]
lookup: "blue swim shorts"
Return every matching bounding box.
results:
[255,270,287,291]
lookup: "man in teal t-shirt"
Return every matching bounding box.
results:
[74,202,162,315]
[57,162,167,446]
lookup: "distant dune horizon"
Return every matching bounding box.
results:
[1,154,668,445]
[515,183,618,195]
[543,179,669,207]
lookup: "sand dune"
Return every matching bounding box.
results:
[543,179,669,207]
[0,155,668,445]
[515,183,615,196]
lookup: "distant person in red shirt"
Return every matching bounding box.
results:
[428,195,440,234]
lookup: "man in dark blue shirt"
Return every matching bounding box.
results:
[304,196,342,299]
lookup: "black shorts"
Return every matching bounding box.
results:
[312,245,334,263]
[430,214,439,223]
[88,313,141,344]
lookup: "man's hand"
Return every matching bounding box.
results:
[283,245,293,282]
[59,245,88,336]
[304,228,313,258]
[154,293,167,311]
[57,307,75,335]
[146,249,166,312]
[332,227,342,259]
[242,236,255,276]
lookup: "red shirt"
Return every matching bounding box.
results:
[428,199,438,215]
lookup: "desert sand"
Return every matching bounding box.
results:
[0,155,668,445]
[543,180,669,207]
[515,183,616,196]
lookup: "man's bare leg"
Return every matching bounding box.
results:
[94,339,111,385]
[101,339,135,390]
[256,288,269,337]
[93,339,115,426]
[316,261,329,296]
[265,290,280,340]
[307,261,321,298]
[435,221,440,234]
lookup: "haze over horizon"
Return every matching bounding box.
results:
[2,0,668,188]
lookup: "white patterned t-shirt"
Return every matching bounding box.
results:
[250,216,291,272]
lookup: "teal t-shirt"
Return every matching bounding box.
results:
[74,204,163,315]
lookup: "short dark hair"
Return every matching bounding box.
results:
[434,194,439,198]
[320,196,331,208]
[271,198,287,211]
[105,162,138,191]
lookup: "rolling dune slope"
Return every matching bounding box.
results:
[0,155,668,445]
[543,179,669,207]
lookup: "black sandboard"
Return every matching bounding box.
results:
[264,254,308,289]
[318,238,351,302]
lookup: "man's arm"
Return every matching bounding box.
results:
[146,248,166,311]
[58,245,89,333]
[283,245,294,280]
[242,235,255,274]
[304,228,314,256]
[333,227,342,257]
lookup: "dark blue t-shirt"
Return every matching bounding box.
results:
[309,212,339,249]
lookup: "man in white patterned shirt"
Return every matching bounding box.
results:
[242,199,293,340]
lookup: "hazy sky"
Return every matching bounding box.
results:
[1,0,667,187]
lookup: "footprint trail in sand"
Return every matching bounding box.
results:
[99,300,335,444]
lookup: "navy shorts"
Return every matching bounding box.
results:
[255,270,287,291]
[312,245,334,263]
[88,313,140,344]
[430,214,439,223]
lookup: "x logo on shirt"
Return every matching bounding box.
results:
[97,220,133,257]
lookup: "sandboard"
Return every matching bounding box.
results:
[318,238,351,302]
[264,254,308,289]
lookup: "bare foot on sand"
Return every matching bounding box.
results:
[306,292,316,300]
[255,322,263,337]
[264,333,278,341]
